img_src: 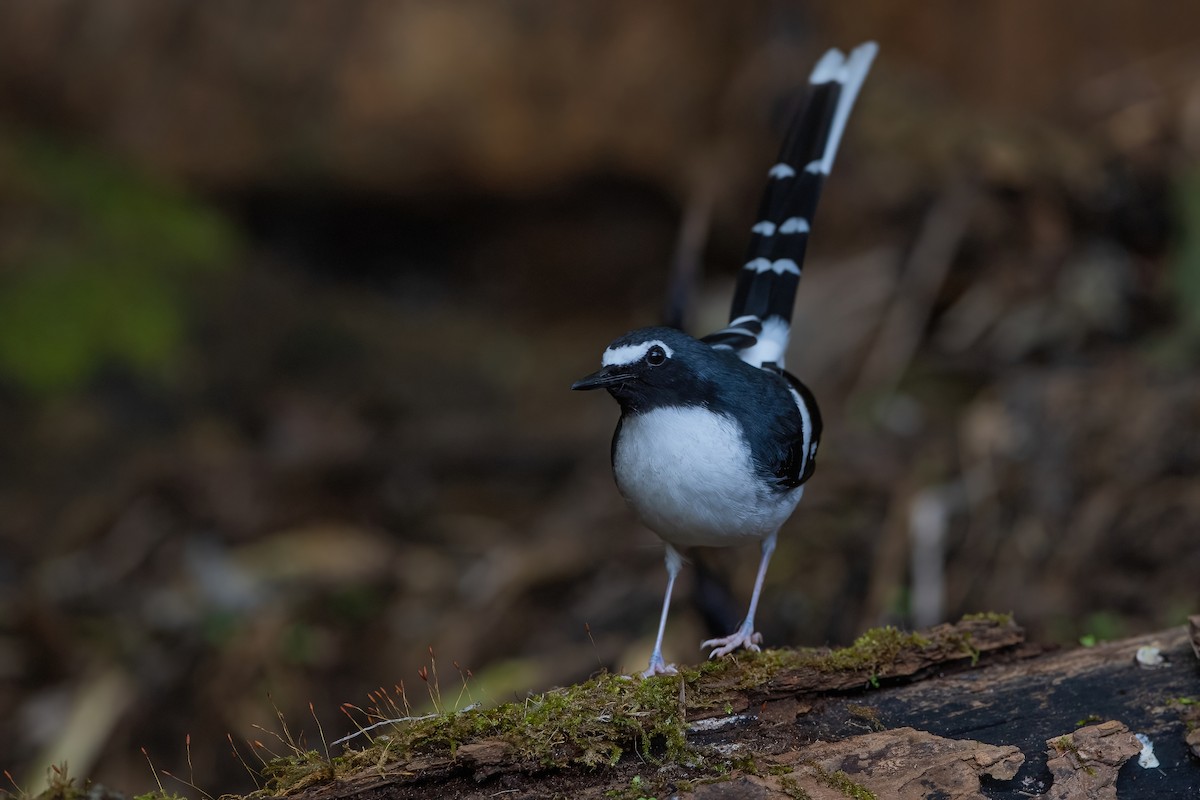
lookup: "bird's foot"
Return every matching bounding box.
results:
[701,629,764,659]
[640,653,679,678]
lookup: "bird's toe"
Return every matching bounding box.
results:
[701,631,763,658]
[640,661,679,679]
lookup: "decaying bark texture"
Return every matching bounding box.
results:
[1044,720,1141,800]
[278,618,1200,800]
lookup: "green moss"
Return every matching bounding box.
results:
[779,775,814,799]
[248,619,1017,795]
[683,621,976,707]
[847,704,884,731]
[953,632,981,666]
[260,751,336,794]
[819,627,931,679]
[960,611,1014,626]
[730,753,759,775]
[811,764,877,800]
[1051,736,1096,776]
[330,671,691,788]
[605,774,657,800]
[679,625,936,693]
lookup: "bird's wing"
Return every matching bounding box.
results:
[762,365,823,488]
[703,41,877,369]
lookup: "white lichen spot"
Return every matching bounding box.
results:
[686,714,752,733]
[1135,732,1159,768]
[1135,645,1165,667]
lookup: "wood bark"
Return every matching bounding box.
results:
[282,618,1200,799]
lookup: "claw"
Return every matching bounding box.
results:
[641,654,679,678]
[701,630,764,658]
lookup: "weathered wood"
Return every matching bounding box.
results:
[277,621,1200,800]
[693,615,1028,717]
[1044,720,1140,800]
[772,626,1200,799]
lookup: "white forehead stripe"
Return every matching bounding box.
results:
[601,339,674,367]
[744,258,801,276]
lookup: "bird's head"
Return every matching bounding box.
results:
[572,327,721,412]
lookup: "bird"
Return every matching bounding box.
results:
[573,42,878,678]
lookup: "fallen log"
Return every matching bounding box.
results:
[255,615,1200,800]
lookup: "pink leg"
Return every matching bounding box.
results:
[642,546,682,678]
[701,531,776,657]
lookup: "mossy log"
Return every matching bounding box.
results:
[254,616,1200,800]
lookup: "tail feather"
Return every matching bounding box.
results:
[707,42,877,368]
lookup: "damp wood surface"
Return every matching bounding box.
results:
[257,616,1200,800]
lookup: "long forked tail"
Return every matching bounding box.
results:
[703,41,877,368]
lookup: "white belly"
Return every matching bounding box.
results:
[613,406,803,547]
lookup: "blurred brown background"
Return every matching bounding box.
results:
[1,0,1198,794]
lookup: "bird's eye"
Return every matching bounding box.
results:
[645,345,667,366]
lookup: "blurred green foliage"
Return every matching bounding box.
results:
[1173,168,1200,346]
[0,129,238,392]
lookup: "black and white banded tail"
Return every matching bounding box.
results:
[704,42,877,368]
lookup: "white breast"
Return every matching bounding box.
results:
[612,406,803,547]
